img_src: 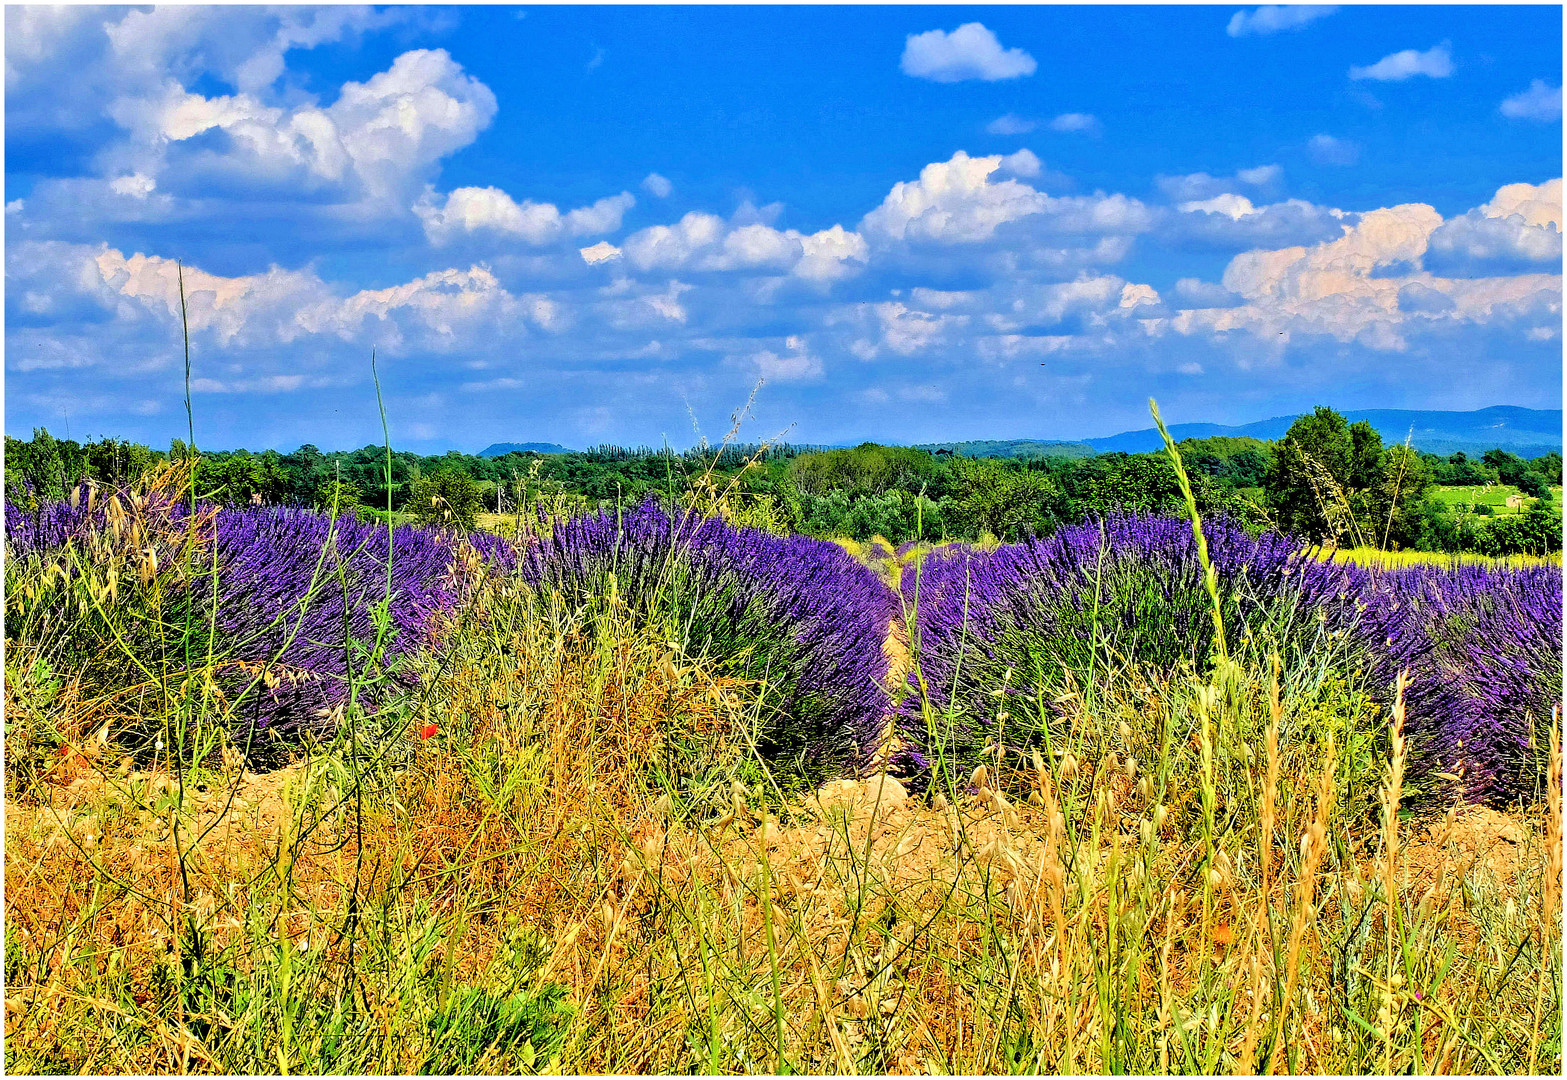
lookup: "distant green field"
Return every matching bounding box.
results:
[1432,484,1560,515]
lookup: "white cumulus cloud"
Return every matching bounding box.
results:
[1482,179,1563,230]
[901,23,1037,83]
[1501,80,1563,121]
[109,173,156,198]
[747,335,823,382]
[1349,43,1453,82]
[642,172,674,198]
[861,150,1057,244]
[619,211,866,281]
[114,48,497,203]
[580,241,623,266]
[1179,194,1258,220]
[416,187,634,245]
[1226,6,1337,37]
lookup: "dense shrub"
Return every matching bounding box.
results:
[1354,561,1562,802]
[897,513,1563,804]
[516,500,898,781]
[5,486,513,758]
[408,470,485,529]
[896,515,1362,781]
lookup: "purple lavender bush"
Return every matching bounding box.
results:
[517,500,898,781]
[896,515,1362,782]
[1347,561,1563,804]
[6,487,514,759]
[897,513,1562,804]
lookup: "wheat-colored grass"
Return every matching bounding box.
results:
[6,567,1559,1073]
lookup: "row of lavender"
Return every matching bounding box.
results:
[514,501,898,778]
[5,493,895,778]
[5,488,513,758]
[897,515,1562,803]
[8,488,1560,799]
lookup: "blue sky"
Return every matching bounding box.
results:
[5,4,1562,452]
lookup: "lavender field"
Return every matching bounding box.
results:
[4,460,1563,1074]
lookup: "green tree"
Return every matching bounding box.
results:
[1529,451,1562,486]
[1478,505,1563,557]
[1482,448,1528,487]
[1517,470,1549,500]
[787,444,941,498]
[27,427,69,502]
[947,458,1061,541]
[1347,420,1384,489]
[1362,445,1433,549]
[1263,407,1355,542]
[408,469,483,528]
[312,476,365,515]
[84,437,159,488]
[195,455,289,506]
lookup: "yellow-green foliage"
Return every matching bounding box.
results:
[1322,545,1562,570]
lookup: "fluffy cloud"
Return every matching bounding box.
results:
[102,5,405,96]
[1501,80,1563,121]
[861,150,1153,245]
[5,6,413,141]
[416,187,634,245]
[869,301,969,355]
[1178,194,1258,221]
[641,172,674,198]
[85,245,557,353]
[1482,179,1563,230]
[1426,215,1562,275]
[618,211,866,281]
[900,23,1036,83]
[1222,204,1441,302]
[1169,192,1561,351]
[1349,43,1453,82]
[796,225,871,282]
[1425,179,1564,276]
[861,151,1044,242]
[109,173,157,198]
[579,241,622,266]
[118,49,498,202]
[1225,6,1338,37]
[8,39,504,265]
[745,336,823,382]
[1120,283,1161,310]
[1156,165,1282,202]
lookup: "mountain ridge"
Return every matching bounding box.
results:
[478,407,1562,459]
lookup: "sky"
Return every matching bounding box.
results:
[4,4,1562,453]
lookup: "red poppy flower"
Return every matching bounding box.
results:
[419,723,438,740]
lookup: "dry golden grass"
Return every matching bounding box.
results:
[7,573,1560,1073]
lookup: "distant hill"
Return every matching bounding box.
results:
[478,442,574,457]
[912,438,1096,459]
[1084,406,1562,459]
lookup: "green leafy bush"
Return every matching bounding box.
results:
[408,470,484,528]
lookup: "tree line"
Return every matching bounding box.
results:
[4,407,1561,555]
